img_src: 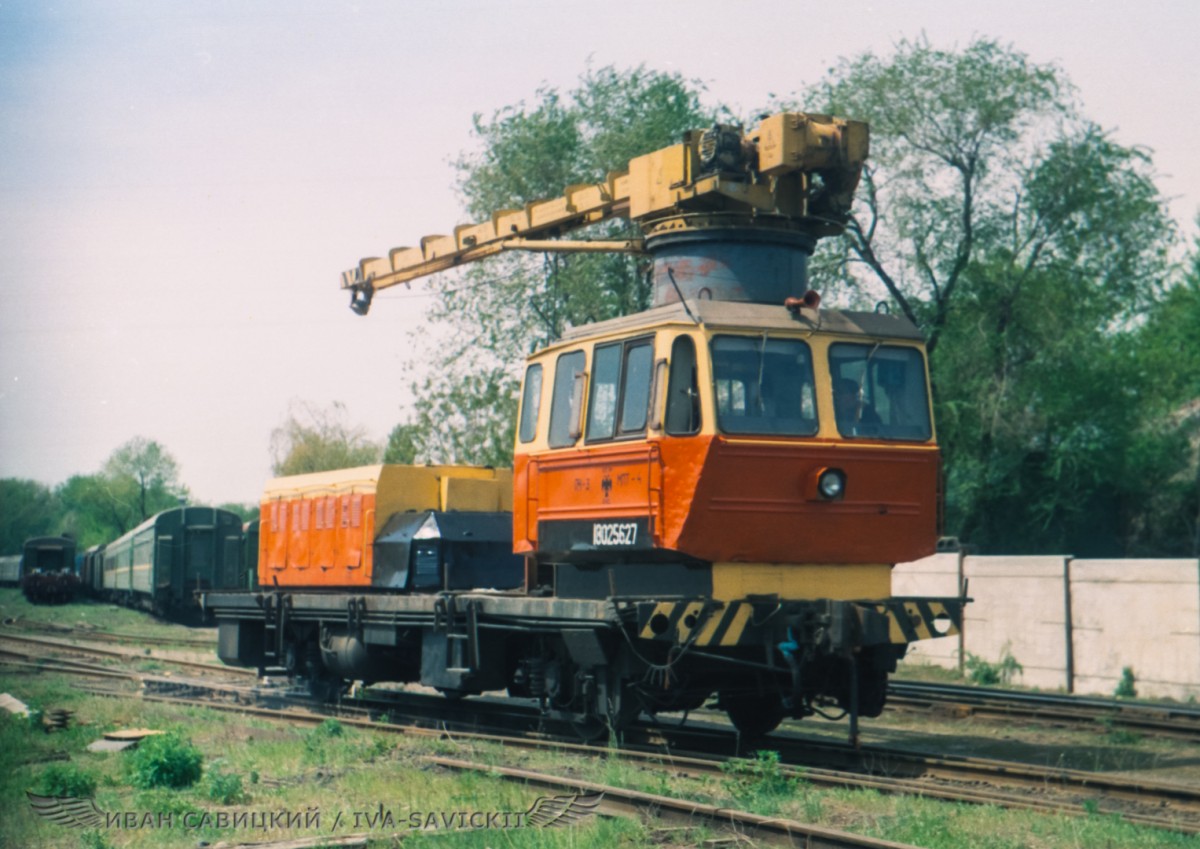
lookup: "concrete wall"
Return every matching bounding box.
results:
[892,555,1200,700]
[1070,560,1200,701]
[963,556,1071,690]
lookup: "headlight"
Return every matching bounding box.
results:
[817,468,846,500]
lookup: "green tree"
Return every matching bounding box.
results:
[935,129,1175,552]
[215,502,260,523]
[270,400,381,476]
[1133,231,1200,406]
[0,478,60,554]
[57,473,131,547]
[382,422,421,465]
[54,439,189,547]
[103,436,189,523]
[1118,232,1200,554]
[807,36,1072,345]
[800,37,1177,552]
[395,65,714,465]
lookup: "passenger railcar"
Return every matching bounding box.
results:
[22,535,77,574]
[80,544,106,595]
[101,507,243,618]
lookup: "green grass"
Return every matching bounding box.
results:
[2,615,1198,849]
[0,710,1191,849]
[0,682,645,848]
[720,749,801,814]
[2,671,1195,849]
[893,656,970,683]
[126,734,203,790]
[32,762,99,797]
[0,588,215,647]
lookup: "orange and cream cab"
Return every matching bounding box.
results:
[513,299,938,601]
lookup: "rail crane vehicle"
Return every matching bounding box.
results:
[207,111,967,737]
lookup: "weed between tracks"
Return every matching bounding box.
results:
[2,589,1199,849]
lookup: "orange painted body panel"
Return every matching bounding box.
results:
[514,444,664,552]
[513,454,534,555]
[667,436,938,564]
[260,492,377,587]
[515,436,938,566]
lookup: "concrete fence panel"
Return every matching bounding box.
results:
[1069,559,1200,700]
[960,556,1071,690]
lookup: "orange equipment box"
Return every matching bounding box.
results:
[258,465,512,588]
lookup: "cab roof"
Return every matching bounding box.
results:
[555,299,925,345]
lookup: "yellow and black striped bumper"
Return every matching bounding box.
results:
[637,600,753,647]
[871,598,963,644]
[634,597,964,648]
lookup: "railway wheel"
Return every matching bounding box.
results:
[721,692,784,738]
[847,647,897,718]
[563,668,642,741]
[304,644,345,702]
[307,671,346,702]
[606,680,645,730]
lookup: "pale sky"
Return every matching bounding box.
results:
[2,0,1197,506]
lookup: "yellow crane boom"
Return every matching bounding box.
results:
[342,112,868,314]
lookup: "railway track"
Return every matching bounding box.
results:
[0,631,252,680]
[431,756,921,849]
[0,619,215,648]
[104,684,927,849]
[8,629,1200,836]
[91,675,1200,835]
[888,680,1200,740]
[654,721,1200,832]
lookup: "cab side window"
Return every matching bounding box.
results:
[548,351,586,449]
[586,337,654,442]
[587,344,621,440]
[619,342,653,432]
[518,363,543,443]
[665,336,701,435]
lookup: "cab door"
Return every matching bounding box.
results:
[530,335,664,559]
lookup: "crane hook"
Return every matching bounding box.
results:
[349,280,374,316]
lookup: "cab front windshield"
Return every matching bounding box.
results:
[711,335,817,436]
[709,335,932,441]
[829,343,931,440]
